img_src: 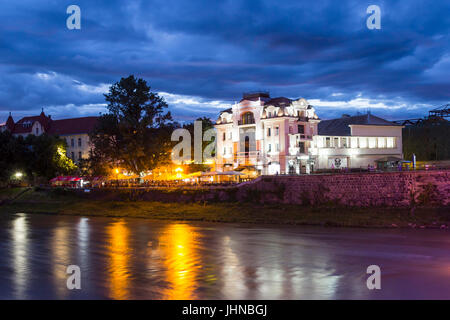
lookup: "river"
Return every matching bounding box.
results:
[0,213,448,299]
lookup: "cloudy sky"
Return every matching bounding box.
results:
[0,0,449,123]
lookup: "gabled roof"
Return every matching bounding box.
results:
[48,117,99,135]
[12,112,51,134]
[318,114,400,136]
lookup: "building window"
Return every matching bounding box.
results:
[36,127,39,135]
[299,142,305,154]
[359,137,368,148]
[71,152,75,160]
[267,127,271,137]
[78,152,82,160]
[78,138,82,147]
[268,144,272,152]
[368,137,376,148]
[378,137,386,148]
[275,126,279,136]
[387,137,394,148]
[341,137,348,148]
[223,132,226,141]
[276,143,279,152]
[334,137,339,148]
[229,147,233,155]
[325,137,331,147]
[229,132,232,140]
[223,147,226,155]
[289,126,293,134]
[268,111,272,118]
[71,139,74,147]
[241,112,254,124]
[298,125,304,134]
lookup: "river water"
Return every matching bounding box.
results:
[0,213,448,299]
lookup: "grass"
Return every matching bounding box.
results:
[0,187,448,228]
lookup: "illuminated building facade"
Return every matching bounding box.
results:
[215,92,403,174]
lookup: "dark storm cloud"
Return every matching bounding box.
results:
[0,0,448,122]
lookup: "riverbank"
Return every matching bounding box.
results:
[0,187,448,228]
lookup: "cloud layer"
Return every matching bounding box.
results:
[0,0,449,122]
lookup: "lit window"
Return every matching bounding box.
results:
[368,137,376,148]
[359,137,367,148]
[350,137,358,148]
[334,137,339,148]
[341,137,348,148]
[325,137,331,147]
[378,137,386,148]
[387,137,394,148]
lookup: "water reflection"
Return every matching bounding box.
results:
[52,222,71,298]
[11,214,28,299]
[106,220,130,299]
[159,224,201,299]
[77,218,89,272]
[1,214,449,299]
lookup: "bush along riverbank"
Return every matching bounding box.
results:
[0,187,449,228]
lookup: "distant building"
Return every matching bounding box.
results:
[215,92,403,174]
[0,110,98,163]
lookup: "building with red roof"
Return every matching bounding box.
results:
[1,110,99,163]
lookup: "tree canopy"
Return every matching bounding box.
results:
[0,131,76,185]
[89,75,175,174]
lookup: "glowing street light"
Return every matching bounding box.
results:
[15,172,23,179]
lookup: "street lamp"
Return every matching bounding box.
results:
[14,172,23,179]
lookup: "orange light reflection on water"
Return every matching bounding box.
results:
[107,220,130,300]
[159,224,201,300]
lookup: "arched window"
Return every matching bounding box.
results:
[241,112,255,125]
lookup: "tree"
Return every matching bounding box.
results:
[89,75,174,174]
[0,132,76,185]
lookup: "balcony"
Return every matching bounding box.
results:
[299,134,312,140]
[238,119,255,125]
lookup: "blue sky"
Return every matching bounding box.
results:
[0,0,449,123]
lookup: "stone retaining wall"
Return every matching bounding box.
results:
[81,170,450,207]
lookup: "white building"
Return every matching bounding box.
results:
[214,92,403,175]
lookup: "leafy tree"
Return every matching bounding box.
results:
[0,132,76,185]
[89,75,174,174]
